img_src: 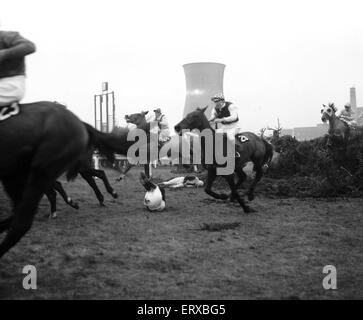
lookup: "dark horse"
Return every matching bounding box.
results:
[174,106,273,213]
[44,151,119,218]
[0,102,130,258]
[117,111,194,179]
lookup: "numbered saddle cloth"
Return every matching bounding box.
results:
[0,102,20,122]
[236,134,249,143]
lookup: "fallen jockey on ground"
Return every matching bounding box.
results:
[140,172,166,212]
[159,175,204,189]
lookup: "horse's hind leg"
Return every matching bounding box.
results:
[45,188,58,218]
[53,181,79,210]
[80,171,105,206]
[229,168,247,202]
[225,174,253,213]
[89,168,118,199]
[247,164,263,201]
[204,167,229,200]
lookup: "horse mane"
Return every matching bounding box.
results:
[328,102,337,113]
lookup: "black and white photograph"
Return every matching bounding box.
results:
[1,0,363,304]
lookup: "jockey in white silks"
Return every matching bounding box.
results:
[160,175,204,188]
[0,29,36,120]
[140,172,166,212]
[208,93,242,156]
[338,102,357,126]
[153,107,171,145]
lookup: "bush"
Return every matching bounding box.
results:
[265,134,363,197]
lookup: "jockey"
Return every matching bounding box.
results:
[153,108,171,145]
[209,93,242,156]
[159,175,204,189]
[338,103,356,125]
[0,29,36,119]
[140,172,166,212]
[209,93,240,138]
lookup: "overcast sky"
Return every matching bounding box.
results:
[1,0,363,132]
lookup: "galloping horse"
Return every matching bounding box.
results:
[117,111,194,179]
[321,103,363,148]
[174,106,273,213]
[0,102,130,258]
[44,148,119,219]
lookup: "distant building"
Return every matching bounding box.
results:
[292,124,328,141]
[281,87,361,141]
[350,87,363,125]
[280,129,293,136]
[281,124,328,141]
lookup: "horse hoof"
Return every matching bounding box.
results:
[112,191,118,199]
[72,202,80,210]
[49,212,57,219]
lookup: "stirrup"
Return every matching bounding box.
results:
[235,151,241,158]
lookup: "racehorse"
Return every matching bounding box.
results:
[174,106,273,213]
[321,103,363,149]
[0,102,130,258]
[117,111,194,179]
[321,103,350,147]
[44,149,119,219]
[65,147,118,206]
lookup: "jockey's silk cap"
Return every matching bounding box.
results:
[211,93,225,102]
[344,103,351,108]
[153,108,161,113]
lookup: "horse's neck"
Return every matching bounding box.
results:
[328,116,340,132]
[199,121,216,165]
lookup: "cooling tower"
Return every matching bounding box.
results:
[183,62,225,119]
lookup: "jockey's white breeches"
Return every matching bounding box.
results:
[0,75,26,106]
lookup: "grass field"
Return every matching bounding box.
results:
[1,167,363,299]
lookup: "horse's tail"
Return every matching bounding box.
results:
[262,139,274,166]
[83,122,121,163]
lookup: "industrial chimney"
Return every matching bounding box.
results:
[350,87,357,112]
[183,62,225,119]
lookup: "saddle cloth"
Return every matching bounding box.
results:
[0,102,20,121]
[236,133,249,143]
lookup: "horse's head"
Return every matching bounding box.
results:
[174,106,209,135]
[125,111,149,128]
[321,103,337,123]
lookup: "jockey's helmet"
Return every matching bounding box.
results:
[211,93,225,103]
[153,108,162,114]
[344,103,351,109]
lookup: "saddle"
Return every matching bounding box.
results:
[0,102,20,121]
